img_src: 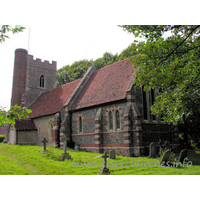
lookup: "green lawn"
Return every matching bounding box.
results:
[0,143,199,175]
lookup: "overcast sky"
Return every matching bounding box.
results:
[0,25,135,110]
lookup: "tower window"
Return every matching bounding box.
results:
[40,75,44,88]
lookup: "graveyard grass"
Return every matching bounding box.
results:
[0,143,200,175]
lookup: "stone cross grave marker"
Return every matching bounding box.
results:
[60,136,72,161]
[179,149,188,164]
[160,149,171,166]
[149,142,156,158]
[99,152,110,175]
[109,150,116,159]
[42,137,48,153]
[63,136,67,154]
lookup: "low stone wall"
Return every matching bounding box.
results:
[17,130,37,145]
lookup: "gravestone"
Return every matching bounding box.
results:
[60,136,72,161]
[149,142,156,158]
[109,150,116,159]
[42,137,48,153]
[160,149,171,166]
[99,152,110,175]
[179,149,188,164]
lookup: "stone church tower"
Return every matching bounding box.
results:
[11,48,57,108]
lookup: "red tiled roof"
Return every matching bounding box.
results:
[29,79,81,118]
[0,127,6,135]
[15,119,37,131]
[71,59,135,110]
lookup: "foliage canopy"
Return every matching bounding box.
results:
[56,42,143,86]
[120,25,200,143]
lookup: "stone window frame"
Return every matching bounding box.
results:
[109,111,113,131]
[48,120,53,140]
[106,106,122,132]
[115,110,121,131]
[39,75,45,88]
[77,113,83,135]
[142,86,163,123]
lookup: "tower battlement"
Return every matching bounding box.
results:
[11,48,57,108]
[27,55,57,68]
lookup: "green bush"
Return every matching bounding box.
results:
[0,135,5,143]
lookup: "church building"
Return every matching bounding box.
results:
[5,48,179,156]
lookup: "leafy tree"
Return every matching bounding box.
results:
[117,42,145,60]
[56,44,139,86]
[120,25,200,145]
[57,60,91,86]
[0,25,25,43]
[0,105,32,126]
[0,25,31,126]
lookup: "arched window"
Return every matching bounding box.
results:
[109,111,113,130]
[40,75,44,88]
[79,116,83,134]
[116,110,120,130]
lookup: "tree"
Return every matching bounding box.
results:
[120,25,200,145]
[0,25,25,43]
[56,44,139,86]
[0,105,32,126]
[0,25,31,126]
[57,60,91,87]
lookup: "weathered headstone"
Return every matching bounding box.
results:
[109,150,116,159]
[160,149,171,166]
[42,137,48,153]
[60,136,72,161]
[149,142,156,158]
[75,144,80,151]
[99,152,110,175]
[179,149,188,164]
